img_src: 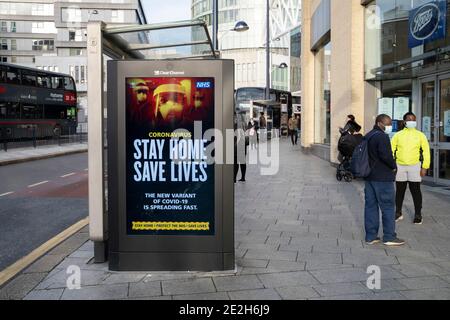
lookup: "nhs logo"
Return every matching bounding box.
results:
[196,81,212,89]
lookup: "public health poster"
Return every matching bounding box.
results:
[445,110,450,137]
[125,77,215,236]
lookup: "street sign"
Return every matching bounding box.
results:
[107,59,235,271]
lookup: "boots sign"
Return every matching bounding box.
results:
[409,1,447,48]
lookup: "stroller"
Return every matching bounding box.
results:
[336,130,363,182]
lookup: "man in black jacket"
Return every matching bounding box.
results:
[364,114,405,246]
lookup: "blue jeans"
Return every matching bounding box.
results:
[364,181,397,243]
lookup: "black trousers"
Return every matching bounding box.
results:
[396,181,422,217]
[290,130,298,145]
[234,164,247,181]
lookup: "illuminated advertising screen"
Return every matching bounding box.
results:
[125,77,215,236]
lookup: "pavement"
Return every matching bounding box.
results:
[1,139,450,300]
[0,143,88,166]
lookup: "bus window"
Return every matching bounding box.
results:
[0,103,6,119]
[0,102,20,119]
[22,104,43,119]
[45,105,66,120]
[37,75,52,88]
[51,77,64,90]
[7,102,20,119]
[64,77,75,91]
[6,69,19,84]
[22,72,37,87]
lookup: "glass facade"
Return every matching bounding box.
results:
[0,2,54,16]
[314,42,331,145]
[365,0,450,184]
[365,0,450,80]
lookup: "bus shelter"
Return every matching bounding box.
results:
[87,20,235,271]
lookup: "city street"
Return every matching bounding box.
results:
[0,153,88,271]
[2,140,449,300]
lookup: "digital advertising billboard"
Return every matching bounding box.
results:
[125,77,216,236]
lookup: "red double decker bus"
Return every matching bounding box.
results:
[0,63,77,141]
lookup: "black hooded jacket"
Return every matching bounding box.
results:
[365,126,397,182]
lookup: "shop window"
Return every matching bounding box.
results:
[314,41,331,145]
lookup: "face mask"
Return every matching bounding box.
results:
[384,125,393,134]
[405,121,417,129]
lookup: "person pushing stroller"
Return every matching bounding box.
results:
[337,115,363,182]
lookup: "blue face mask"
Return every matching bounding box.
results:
[405,121,417,129]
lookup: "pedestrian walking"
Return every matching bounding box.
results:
[234,117,248,183]
[259,112,267,129]
[247,120,257,150]
[288,114,298,145]
[364,114,405,246]
[392,112,431,225]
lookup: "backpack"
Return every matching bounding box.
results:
[350,131,380,178]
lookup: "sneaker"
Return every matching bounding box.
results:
[414,216,423,225]
[366,238,381,245]
[384,238,406,247]
[395,213,404,222]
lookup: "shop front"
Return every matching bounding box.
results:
[364,0,450,185]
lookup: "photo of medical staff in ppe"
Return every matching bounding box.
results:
[126,77,214,131]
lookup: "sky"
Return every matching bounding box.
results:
[142,0,192,24]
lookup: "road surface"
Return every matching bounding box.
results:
[0,153,88,271]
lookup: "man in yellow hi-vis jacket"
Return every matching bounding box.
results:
[391,112,431,225]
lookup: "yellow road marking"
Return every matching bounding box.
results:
[0,217,89,288]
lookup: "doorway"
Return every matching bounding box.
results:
[420,74,450,185]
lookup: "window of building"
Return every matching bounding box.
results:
[10,39,16,51]
[10,21,16,32]
[75,66,79,84]
[314,41,332,145]
[69,48,84,56]
[69,65,76,79]
[0,56,7,63]
[80,65,86,84]
[236,64,241,82]
[1,39,7,50]
[1,21,7,32]
[32,39,54,51]
[69,30,83,42]
[66,8,82,22]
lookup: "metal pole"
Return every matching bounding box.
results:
[265,0,270,100]
[212,0,219,51]
[87,21,107,263]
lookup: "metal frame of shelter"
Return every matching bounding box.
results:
[87,20,218,262]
